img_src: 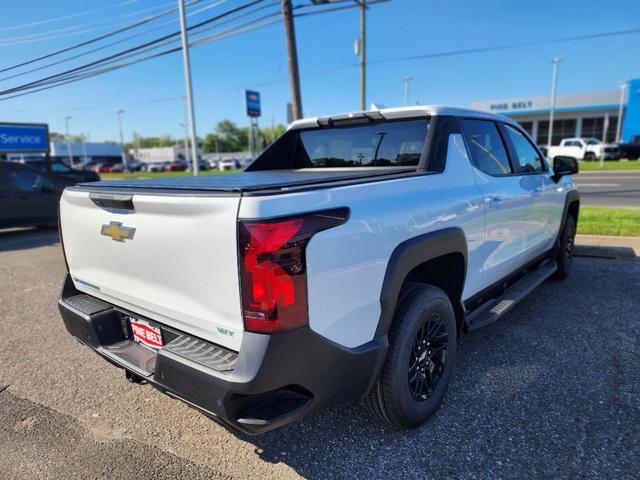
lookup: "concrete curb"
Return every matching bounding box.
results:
[575,234,640,260]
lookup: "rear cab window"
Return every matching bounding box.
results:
[248,118,430,170]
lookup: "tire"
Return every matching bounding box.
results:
[552,215,576,280]
[363,283,457,429]
[584,152,596,161]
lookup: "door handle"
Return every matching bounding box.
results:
[489,196,502,207]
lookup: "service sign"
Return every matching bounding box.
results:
[245,90,261,117]
[0,122,49,153]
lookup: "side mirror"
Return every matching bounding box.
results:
[552,156,578,182]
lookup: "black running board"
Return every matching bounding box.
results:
[465,260,557,331]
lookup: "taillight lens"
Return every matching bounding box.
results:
[239,208,349,333]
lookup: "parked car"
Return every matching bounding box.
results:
[546,137,620,161]
[82,162,99,172]
[140,162,165,172]
[618,135,640,160]
[58,106,580,435]
[218,158,238,171]
[0,162,63,228]
[126,161,146,172]
[184,159,209,171]
[14,159,99,186]
[165,161,188,172]
[206,158,219,170]
[237,157,253,169]
[91,163,116,173]
[109,163,124,173]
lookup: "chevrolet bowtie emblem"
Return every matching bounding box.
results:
[100,221,136,242]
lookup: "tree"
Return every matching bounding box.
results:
[215,120,248,152]
[201,132,221,153]
[123,134,176,150]
[260,124,286,147]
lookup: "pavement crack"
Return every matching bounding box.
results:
[0,384,8,394]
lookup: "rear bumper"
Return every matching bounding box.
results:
[58,273,387,434]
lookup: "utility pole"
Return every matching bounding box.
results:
[403,75,413,106]
[116,109,128,171]
[547,57,562,148]
[64,116,72,166]
[177,0,199,175]
[359,0,366,111]
[616,81,627,143]
[282,0,302,120]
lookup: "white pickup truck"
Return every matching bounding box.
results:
[546,137,620,161]
[58,106,580,434]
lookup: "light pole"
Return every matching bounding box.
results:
[81,132,88,164]
[116,109,128,171]
[403,75,413,106]
[177,0,199,175]
[64,116,73,166]
[180,122,190,165]
[616,81,627,143]
[547,57,562,147]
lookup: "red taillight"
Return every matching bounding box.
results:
[239,208,349,334]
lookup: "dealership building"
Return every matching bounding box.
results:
[471,78,640,146]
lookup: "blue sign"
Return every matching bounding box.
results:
[245,90,261,117]
[0,123,49,152]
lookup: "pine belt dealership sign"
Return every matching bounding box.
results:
[0,122,49,153]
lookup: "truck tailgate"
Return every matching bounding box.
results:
[59,188,243,351]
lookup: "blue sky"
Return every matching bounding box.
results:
[1,0,639,142]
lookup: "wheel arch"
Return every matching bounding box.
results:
[560,189,580,235]
[375,228,468,337]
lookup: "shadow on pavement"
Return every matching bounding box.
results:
[574,244,637,260]
[0,227,59,252]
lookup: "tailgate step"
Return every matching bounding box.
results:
[164,335,238,372]
[466,260,557,331]
[103,341,157,376]
[65,294,111,315]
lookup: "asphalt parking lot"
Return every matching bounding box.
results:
[0,228,638,479]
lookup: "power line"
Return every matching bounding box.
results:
[368,27,640,66]
[0,0,266,97]
[0,15,283,102]
[0,2,178,45]
[3,4,636,104]
[0,0,203,75]
[0,1,281,100]
[0,0,141,32]
[0,0,355,95]
[0,0,231,82]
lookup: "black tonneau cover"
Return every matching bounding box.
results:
[74,169,417,195]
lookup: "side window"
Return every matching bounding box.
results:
[7,170,46,192]
[503,124,545,173]
[51,163,71,173]
[460,119,512,176]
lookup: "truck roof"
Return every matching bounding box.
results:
[288,105,521,130]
